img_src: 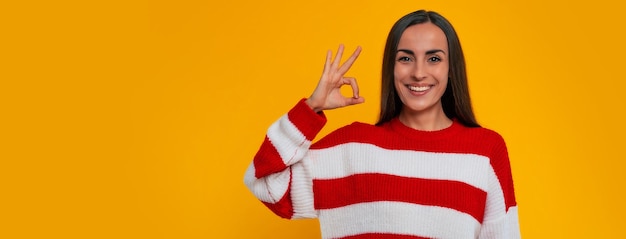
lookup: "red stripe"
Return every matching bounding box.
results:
[253,136,287,178]
[261,169,294,219]
[491,143,517,211]
[313,173,486,222]
[338,233,430,239]
[311,122,495,156]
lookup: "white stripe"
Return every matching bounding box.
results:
[243,114,313,205]
[479,206,520,239]
[319,201,480,239]
[308,143,492,191]
[267,114,311,166]
[243,163,290,204]
[290,163,317,218]
[483,165,508,222]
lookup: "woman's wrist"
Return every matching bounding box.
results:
[305,98,323,113]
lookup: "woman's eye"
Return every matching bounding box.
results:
[428,56,441,62]
[398,56,411,62]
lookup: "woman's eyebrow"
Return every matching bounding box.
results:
[397,49,415,56]
[426,49,446,55]
[397,49,446,55]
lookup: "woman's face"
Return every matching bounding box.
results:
[394,22,449,116]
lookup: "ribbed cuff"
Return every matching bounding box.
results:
[286,98,327,141]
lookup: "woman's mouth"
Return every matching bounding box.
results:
[407,85,432,92]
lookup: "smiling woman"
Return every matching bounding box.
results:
[5,0,626,238]
[244,10,520,239]
[392,23,452,130]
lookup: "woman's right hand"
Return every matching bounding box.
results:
[306,45,364,113]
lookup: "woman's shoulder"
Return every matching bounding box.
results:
[310,121,388,149]
[343,121,380,130]
[455,124,509,157]
[461,124,506,143]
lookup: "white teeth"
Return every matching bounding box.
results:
[408,85,431,92]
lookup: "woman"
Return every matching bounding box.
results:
[244,10,520,239]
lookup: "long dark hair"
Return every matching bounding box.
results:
[376,10,480,127]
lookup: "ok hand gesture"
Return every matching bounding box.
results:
[306,45,364,113]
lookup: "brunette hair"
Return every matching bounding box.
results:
[376,10,480,127]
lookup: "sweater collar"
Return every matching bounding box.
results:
[388,117,463,140]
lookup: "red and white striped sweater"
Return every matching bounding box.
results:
[244,99,520,239]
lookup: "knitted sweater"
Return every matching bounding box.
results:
[244,99,520,239]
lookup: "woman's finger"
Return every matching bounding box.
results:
[343,77,360,99]
[338,46,362,75]
[331,44,345,70]
[322,50,332,75]
[345,96,365,106]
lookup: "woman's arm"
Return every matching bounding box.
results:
[243,99,326,219]
[243,45,363,219]
[479,135,521,238]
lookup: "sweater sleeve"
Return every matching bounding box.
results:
[479,134,521,238]
[243,99,326,219]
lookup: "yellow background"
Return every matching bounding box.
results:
[2,0,625,238]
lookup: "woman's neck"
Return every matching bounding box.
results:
[398,107,452,131]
